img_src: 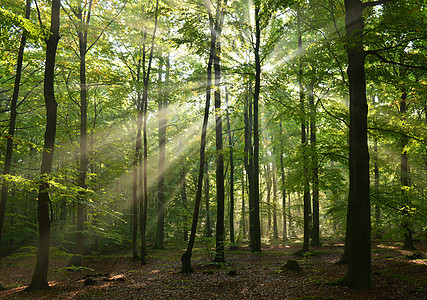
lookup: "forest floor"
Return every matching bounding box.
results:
[0,240,425,299]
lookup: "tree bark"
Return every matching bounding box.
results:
[155,57,166,250]
[0,0,31,246]
[212,0,226,263]
[309,85,320,246]
[181,15,214,273]
[344,0,371,290]
[251,0,262,253]
[141,0,159,264]
[272,163,278,239]
[225,88,235,245]
[27,0,60,291]
[74,0,93,262]
[400,90,415,250]
[132,58,142,259]
[298,13,311,253]
[181,167,188,242]
[205,159,212,237]
[279,122,287,242]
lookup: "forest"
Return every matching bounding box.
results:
[0,0,426,298]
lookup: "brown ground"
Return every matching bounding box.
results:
[0,240,425,299]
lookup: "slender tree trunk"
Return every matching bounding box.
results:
[309,85,320,246]
[344,0,371,290]
[155,57,166,250]
[374,138,381,239]
[279,122,287,242]
[75,1,93,261]
[181,167,188,242]
[251,0,262,253]
[272,163,278,239]
[27,0,60,291]
[0,0,31,246]
[225,89,235,245]
[241,170,246,238]
[212,0,226,263]
[245,89,255,248]
[140,0,159,265]
[266,164,272,237]
[205,159,212,237]
[132,58,142,259]
[298,13,311,253]
[181,17,214,273]
[400,90,415,250]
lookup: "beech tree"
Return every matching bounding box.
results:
[26,0,60,291]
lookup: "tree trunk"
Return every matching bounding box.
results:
[344,0,371,290]
[181,167,188,242]
[27,0,60,291]
[400,91,415,250]
[309,85,320,246]
[225,88,235,245]
[251,0,262,253]
[0,0,31,246]
[140,0,159,265]
[205,159,212,237]
[279,122,287,242]
[181,15,214,272]
[374,139,381,239]
[212,0,226,263]
[155,57,166,250]
[272,163,278,239]
[266,164,272,237]
[298,13,311,254]
[74,0,93,262]
[241,170,246,238]
[132,58,143,259]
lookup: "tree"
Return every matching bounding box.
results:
[297,9,311,254]
[225,88,235,246]
[343,0,374,290]
[141,0,159,264]
[0,0,31,247]
[26,0,60,291]
[212,0,226,263]
[155,54,167,250]
[250,0,262,253]
[181,0,215,273]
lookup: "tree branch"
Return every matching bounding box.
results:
[365,50,427,70]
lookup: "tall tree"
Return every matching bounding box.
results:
[279,122,287,242]
[140,0,159,264]
[155,54,167,250]
[26,0,60,291]
[210,0,227,263]
[298,11,311,254]
[251,0,262,253]
[225,88,235,245]
[343,0,379,290]
[181,1,215,272]
[309,84,320,246]
[0,0,31,246]
[399,89,415,250]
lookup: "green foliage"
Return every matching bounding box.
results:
[0,8,48,41]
